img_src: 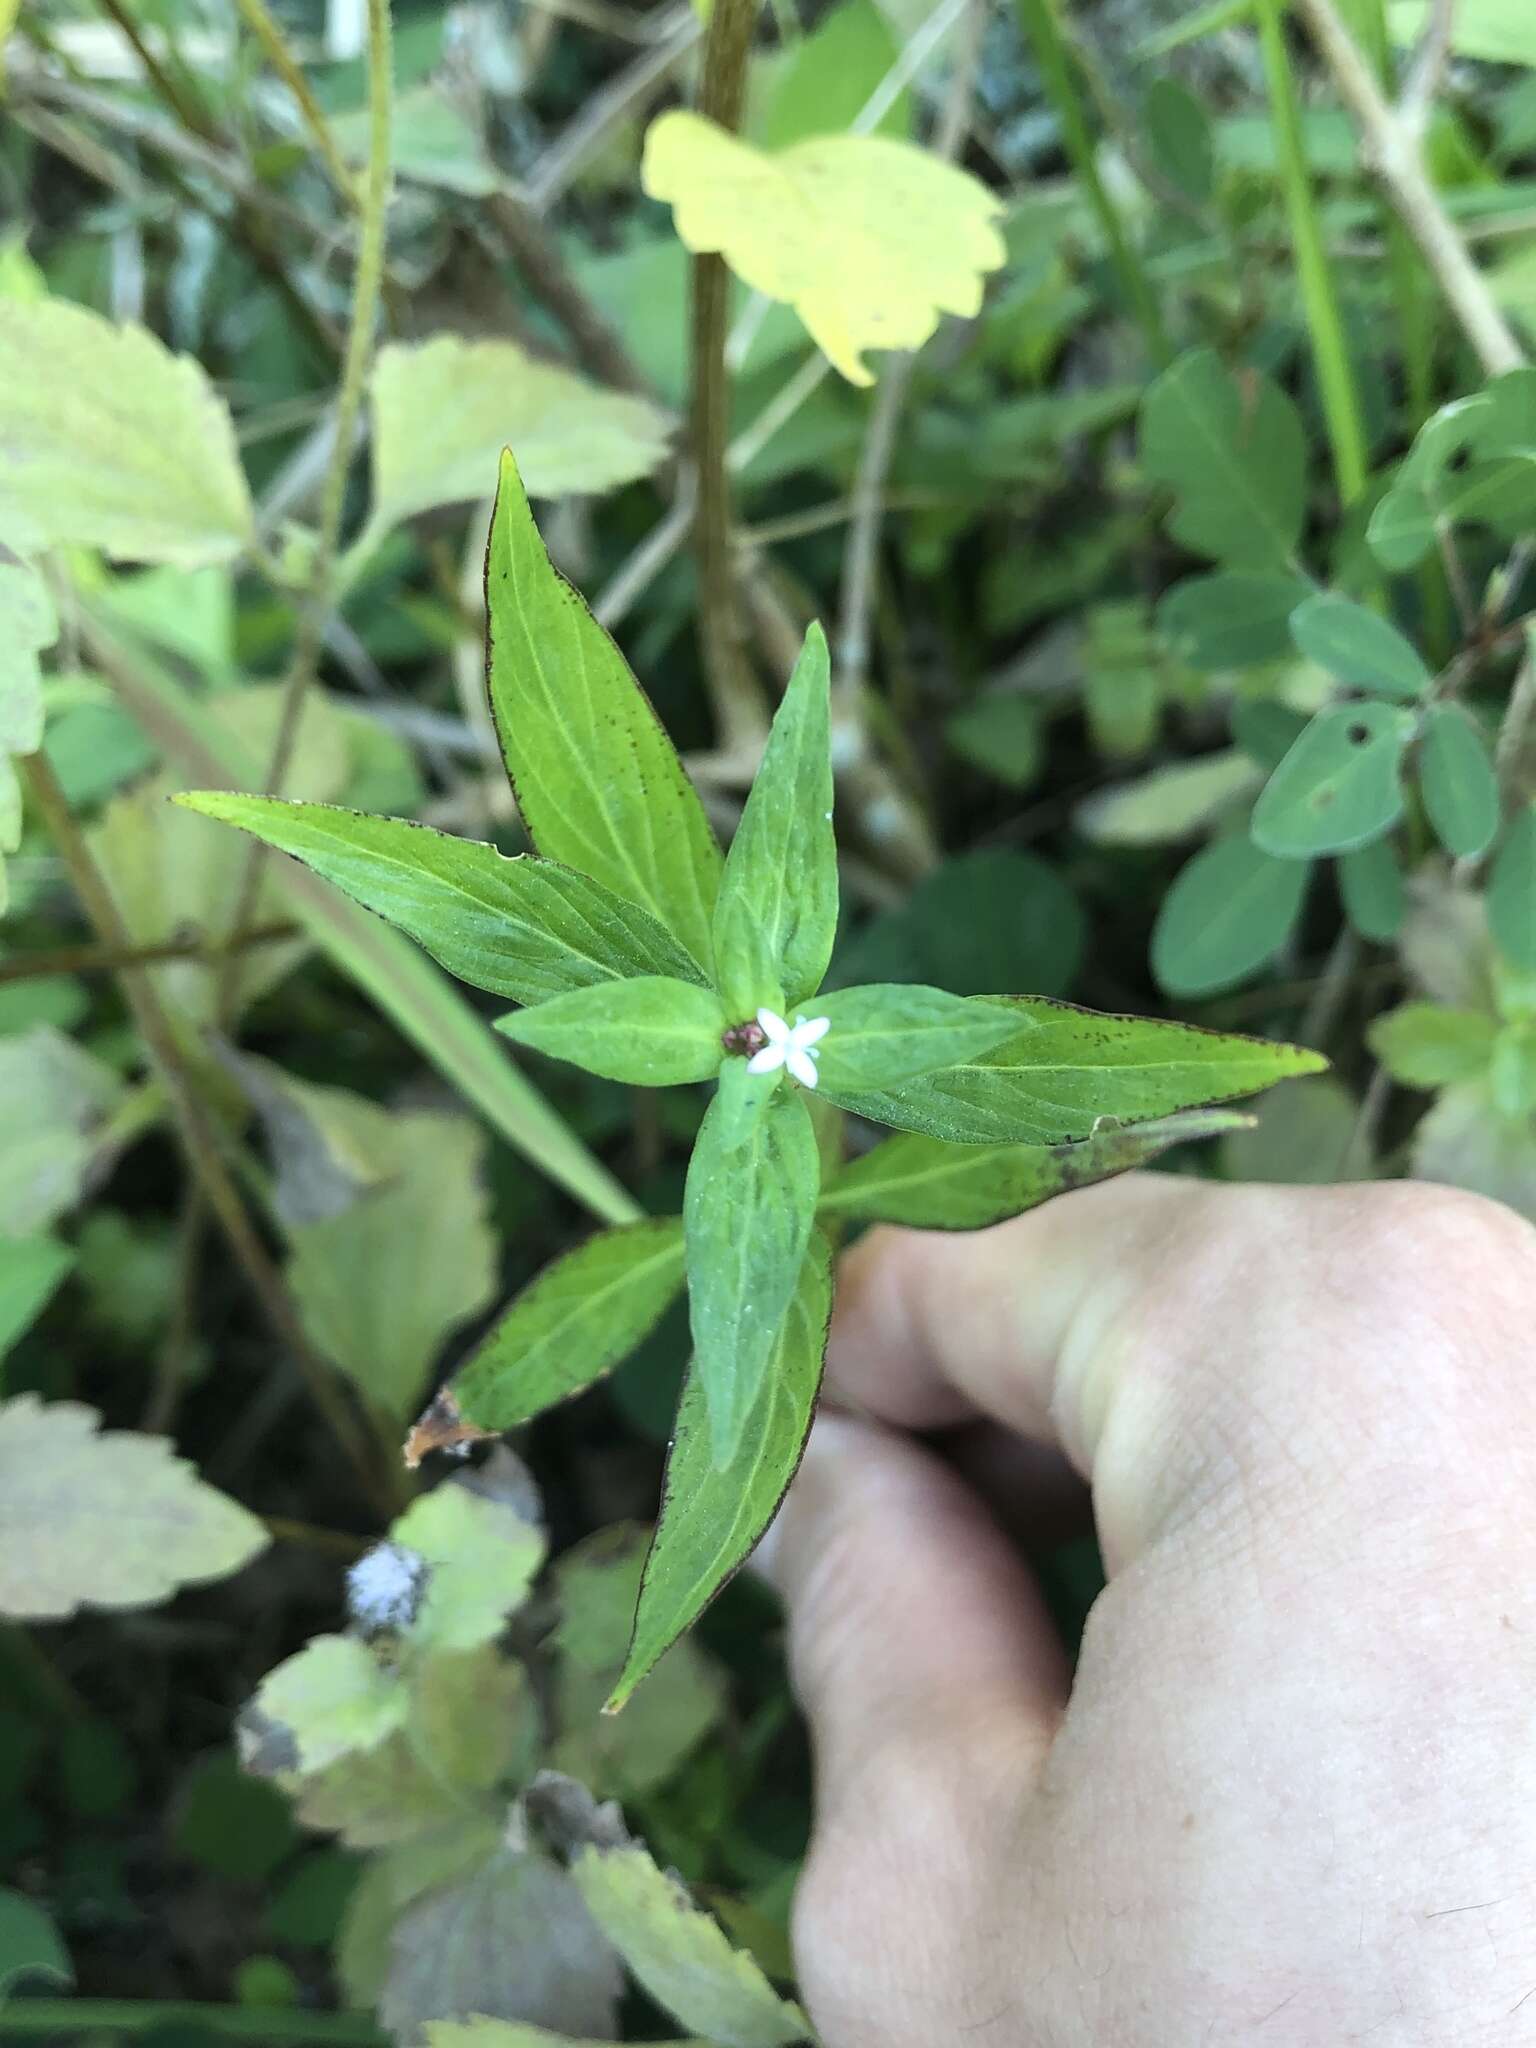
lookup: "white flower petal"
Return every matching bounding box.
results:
[792,1015,831,1048]
[746,1045,785,1074]
[756,1007,790,1043]
[787,1047,820,1089]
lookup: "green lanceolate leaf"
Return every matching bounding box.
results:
[1419,705,1499,860]
[705,1051,783,1155]
[684,1082,820,1467]
[1367,1001,1498,1088]
[816,1106,1255,1231]
[1337,836,1405,943]
[1488,806,1536,973]
[812,982,1019,1092]
[609,1234,831,1710]
[1139,347,1306,569]
[1151,836,1311,997]
[571,1840,810,2046]
[485,451,722,973]
[497,978,726,1086]
[1157,571,1314,671]
[818,996,1326,1144]
[1249,702,1413,859]
[174,794,707,1004]
[1288,594,1430,700]
[712,624,836,1015]
[446,1221,686,1433]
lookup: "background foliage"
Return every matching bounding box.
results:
[3,0,1536,2039]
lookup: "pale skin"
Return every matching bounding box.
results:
[759,1177,1536,2046]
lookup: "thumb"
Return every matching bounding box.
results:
[758,1410,1069,1825]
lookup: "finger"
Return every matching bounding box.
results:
[759,1410,1070,1813]
[825,1175,1536,1571]
[826,1172,1213,1454]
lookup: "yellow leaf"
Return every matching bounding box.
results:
[641,111,1005,386]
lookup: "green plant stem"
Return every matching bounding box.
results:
[688,0,770,756]
[1013,0,1169,366]
[219,0,394,1019]
[0,2004,385,2045]
[94,0,211,138]
[232,0,359,204]
[0,921,295,985]
[19,751,400,1517]
[1258,0,1370,511]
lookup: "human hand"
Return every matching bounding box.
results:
[761,1177,1536,2046]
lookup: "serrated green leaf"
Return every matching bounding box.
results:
[0,299,253,565]
[818,995,1326,1142]
[1420,705,1499,859]
[0,1235,72,1369]
[1368,1001,1499,1086]
[1338,836,1405,942]
[572,1841,809,2047]
[1157,571,1314,670]
[392,1478,547,1654]
[713,623,836,1015]
[250,1636,408,1775]
[1250,703,1413,858]
[0,1395,267,1620]
[290,1732,467,1848]
[410,1648,536,1795]
[610,1238,829,1709]
[812,982,1019,1092]
[365,335,671,548]
[685,1086,820,1467]
[1288,594,1430,700]
[817,1106,1254,1229]
[287,1098,497,1420]
[1488,806,1536,971]
[175,795,706,1004]
[449,1220,686,1433]
[486,451,722,973]
[497,977,726,1086]
[0,1890,71,2006]
[1140,347,1306,569]
[1152,837,1310,996]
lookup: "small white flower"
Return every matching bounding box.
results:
[747,1007,830,1090]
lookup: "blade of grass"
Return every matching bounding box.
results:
[1257,0,1370,512]
[86,618,639,1227]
